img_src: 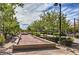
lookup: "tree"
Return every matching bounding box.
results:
[75,19,79,33]
[0,3,21,42]
[27,11,71,35]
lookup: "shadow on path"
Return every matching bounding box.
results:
[70,43,79,50]
[13,47,59,53]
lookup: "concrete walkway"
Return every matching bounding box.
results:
[19,34,47,45]
[18,34,55,45]
[13,34,56,52]
[1,35,79,55]
[13,36,79,55]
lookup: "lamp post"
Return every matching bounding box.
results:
[74,18,76,37]
[54,3,61,43]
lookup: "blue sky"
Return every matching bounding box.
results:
[15,3,79,29]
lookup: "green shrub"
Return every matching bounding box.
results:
[51,36,59,43]
[31,32,41,37]
[31,32,36,35]
[75,33,79,38]
[60,37,73,46]
[50,36,73,46]
[36,32,41,37]
[53,33,59,36]
[0,34,5,45]
[53,32,67,36]
[42,35,59,43]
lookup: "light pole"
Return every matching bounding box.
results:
[54,3,61,43]
[74,18,76,37]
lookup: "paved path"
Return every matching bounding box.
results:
[2,35,79,55]
[18,34,54,45]
[13,35,77,55]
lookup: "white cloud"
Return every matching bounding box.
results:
[62,7,68,11]
[67,8,79,15]
[63,8,73,14]
[15,3,79,29]
[67,13,78,17]
[15,3,54,25]
[71,8,79,12]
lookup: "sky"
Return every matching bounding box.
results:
[15,3,79,29]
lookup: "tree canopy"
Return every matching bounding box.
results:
[27,11,71,34]
[0,3,21,42]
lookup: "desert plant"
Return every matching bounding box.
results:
[75,33,79,38]
[60,36,73,46]
[36,32,41,37]
[0,34,5,46]
[51,36,59,43]
[49,36,73,46]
